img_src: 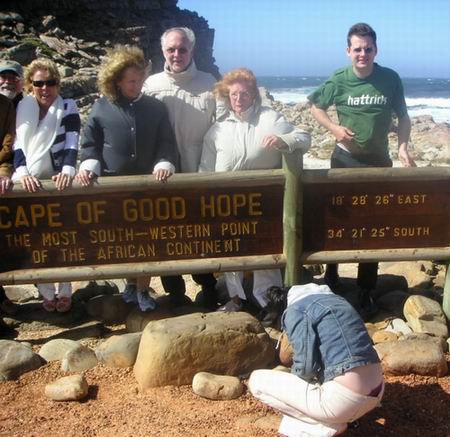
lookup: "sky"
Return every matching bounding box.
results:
[178,0,450,78]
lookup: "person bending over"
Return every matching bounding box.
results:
[249,283,384,437]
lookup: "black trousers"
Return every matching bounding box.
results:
[328,146,392,291]
[161,273,217,295]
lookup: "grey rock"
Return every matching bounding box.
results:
[134,312,276,389]
[0,12,24,24]
[126,306,174,333]
[3,284,39,303]
[0,340,43,380]
[61,345,98,372]
[375,340,448,377]
[45,374,89,401]
[192,372,244,400]
[376,290,410,315]
[71,280,118,303]
[39,339,79,362]
[404,295,448,338]
[95,332,142,368]
[86,294,132,323]
[382,262,433,289]
[401,333,448,353]
[47,321,105,341]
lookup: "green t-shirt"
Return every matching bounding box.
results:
[308,64,408,153]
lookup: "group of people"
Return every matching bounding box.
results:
[0,26,310,317]
[0,21,417,435]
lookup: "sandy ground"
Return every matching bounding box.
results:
[1,269,450,437]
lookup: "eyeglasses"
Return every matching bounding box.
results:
[0,74,19,83]
[230,91,252,99]
[32,79,58,88]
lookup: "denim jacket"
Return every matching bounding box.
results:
[281,292,379,383]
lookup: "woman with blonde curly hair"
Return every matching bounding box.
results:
[76,45,178,312]
[200,68,311,314]
[12,57,81,312]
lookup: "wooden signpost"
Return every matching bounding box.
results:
[0,170,285,284]
[0,160,449,319]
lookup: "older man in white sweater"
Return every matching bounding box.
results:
[143,27,218,309]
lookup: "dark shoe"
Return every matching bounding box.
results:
[0,299,17,316]
[258,309,278,328]
[197,287,219,310]
[324,269,340,290]
[169,291,191,309]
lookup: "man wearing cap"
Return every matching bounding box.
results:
[0,60,24,108]
[0,60,21,329]
[0,90,17,335]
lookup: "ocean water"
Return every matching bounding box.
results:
[258,76,450,124]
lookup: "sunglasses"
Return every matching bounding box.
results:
[32,79,58,88]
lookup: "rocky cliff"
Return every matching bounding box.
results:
[0,0,219,118]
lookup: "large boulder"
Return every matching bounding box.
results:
[85,294,132,323]
[381,262,433,288]
[403,295,448,338]
[134,312,276,390]
[126,306,175,333]
[0,340,43,380]
[375,340,448,377]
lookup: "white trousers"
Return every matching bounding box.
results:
[37,282,72,300]
[249,369,384,437]
[224,269,282,308]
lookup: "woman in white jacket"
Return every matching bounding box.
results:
[199,68,311,312]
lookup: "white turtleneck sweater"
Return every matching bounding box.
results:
[143,61,216,173]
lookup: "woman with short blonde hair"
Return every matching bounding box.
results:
[13,57,80,313]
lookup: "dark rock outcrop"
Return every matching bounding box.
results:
[0,0,220,119]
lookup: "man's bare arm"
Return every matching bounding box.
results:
[397,115,416,167]
[310,104,356,148]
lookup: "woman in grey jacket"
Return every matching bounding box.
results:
[76,45,178,312]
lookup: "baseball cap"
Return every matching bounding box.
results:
[0,60,23,77]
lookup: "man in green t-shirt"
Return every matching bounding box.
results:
[308,22,415,318]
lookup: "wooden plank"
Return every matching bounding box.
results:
[282,151,303,286]
[0,254,286,285]
[0,173,285,273]
[303,173,450,252]
[301,247,450,264]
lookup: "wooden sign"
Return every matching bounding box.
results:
[303,174,450,252]
[0,175,284,272]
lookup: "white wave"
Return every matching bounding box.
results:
[408,107,450,123]
[405,97,450,108]
[269,88,450,123]
[270,88,315,104]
